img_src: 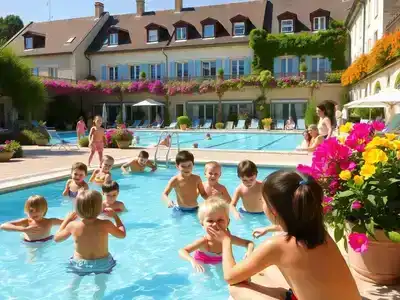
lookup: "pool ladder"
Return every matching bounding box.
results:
[154,131,180,168]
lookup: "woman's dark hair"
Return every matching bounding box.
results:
[262,170,325,249]
[317,105,327,116]
[302,130,311,142]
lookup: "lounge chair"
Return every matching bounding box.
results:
[201,119,212,129]
[297,119,306,130]
[139,120,150,128]
[165,121,177,129]
[225,121,234,129]
[249,119,259,129]
[360,119,369,124]
[383,113,400,133]
[235,120,246,129]
[191,119,200,129]
[129,120,141,128]
[276,120,285,130]
[47,129,79,151]
[152,120,163,129]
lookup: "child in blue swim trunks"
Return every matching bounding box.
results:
[62,162,89,198]
[54,190,126,276]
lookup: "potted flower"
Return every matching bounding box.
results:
[0,140,17,162]
[300,61,308,78]
[112,128,133,149]
[215,122,224,129]
[297,121,400,285]
[35,132,50,146]
[261,118,273,130]
[177,115,191,130]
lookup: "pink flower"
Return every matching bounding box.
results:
[5,140,10,144]
[371,120,385,132]
[323,205,333,214]
[323,196,333,204]
[329,180,340,194]
[351,201,363,210]
[348,232,368,253]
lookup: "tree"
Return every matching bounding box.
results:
[0,15,24,46]
[305,96,318,126]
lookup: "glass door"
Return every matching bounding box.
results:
[205,104,214,122]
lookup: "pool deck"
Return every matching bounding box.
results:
[0,145,399,299]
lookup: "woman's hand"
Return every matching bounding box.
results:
[207,225,231,242]
[252,227,269,239]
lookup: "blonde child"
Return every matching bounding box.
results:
[102,181,126,213]
[63,162,89,198]
[76,116,87,141]
[0,196,62,243]
[203,161,231,203]
[209,170,360,300]
[121,150,157,173]
[231,160,264,219]
[88,115,106,167]
[179,196,253,272]
[162,150,207,213]
[90,155,114,185]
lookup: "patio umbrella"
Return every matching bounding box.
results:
[102,103,108,127]
[132,99,165,123]
[122,103,126,123]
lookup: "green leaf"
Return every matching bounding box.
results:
[385,231,400,243]
[368,181,379,185]
[336,190,355,198]
[367,194,377,206]
[365,221,375,238]
[389,178,400,184]
[343,236,348,253]
[334,227,344,242]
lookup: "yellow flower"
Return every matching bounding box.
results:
[385,133,397,141]
[362,148,388,164]
[340,122,353,133]
[397,151,400,159]
[360,164,376,179]
[393,140,400,150]
[353,175,364,186]
[338,136,346,144]
[339,170,352,181]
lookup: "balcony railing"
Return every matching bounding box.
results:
[273,71,331,81]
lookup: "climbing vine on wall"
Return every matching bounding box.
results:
[249,20,347,73]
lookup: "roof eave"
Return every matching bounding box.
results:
[345,0,365,27]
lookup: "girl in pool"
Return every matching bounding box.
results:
[296,130,312,150]
[90,155,114,185]
[63,162,89,198]
[208,170,360,300]
[88,115,106,167]
[76,116,87,141]
[179,196,254,273]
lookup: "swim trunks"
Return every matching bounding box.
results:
[91,141,104,152]
[68,253,116,276]
[285,289,298,300]
[172,206,198,217]
[69,190,78,198]
[239,207,264,215]
[23,235,54,243]
[194,250,222,265]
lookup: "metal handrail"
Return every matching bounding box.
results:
[154,131,180,168]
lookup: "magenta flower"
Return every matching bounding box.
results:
[348,232,368,253]
[5,140,10,144]
[323,205,333,214]
[351,201,363,210]
[371,120,385,132]
[323,196,333,204]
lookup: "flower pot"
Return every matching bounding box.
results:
[180,124,187,130]
[348,227,400,285]
[117,140,131,149]
[36,138,49,146]
[0,151,14,162]
[263,125,271,131]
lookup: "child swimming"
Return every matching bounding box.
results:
[90,155,114,185]
[179,196,253,272]
[88,115,106,167]
[0,195,62,243]
[63,162,89,198]
[231,160,264,219]
[102,181,126,213]
[203,161,231,203]
[162,150,207,213]
[209,170,360,300]
[54,190,126,276]
[121,150,157,173]
[205,133,212,140]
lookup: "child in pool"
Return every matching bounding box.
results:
[209,170,360,300]
[102,181,126,213]
[162,150,207,212]
[88,115,106,167]
[54,190,126,275]
[0,195,63,243]
[90,155,114,185]
[63,162,89,198]
[230,160,264,219]
[121,150,157,173]
[203,161,231,203]
[205,133,212,140]
[156,134,171,147]
[179,196,254,272]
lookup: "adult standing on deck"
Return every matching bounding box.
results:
[316,105,333,139]
[335,105,343,128]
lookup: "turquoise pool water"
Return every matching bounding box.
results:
[59,131,303,151]
[0,165,277,299]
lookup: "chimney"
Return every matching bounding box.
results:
[95,2,104,18]
[175,0,183,12]
[136,0,145,16]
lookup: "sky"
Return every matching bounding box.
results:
[0,0,249,23]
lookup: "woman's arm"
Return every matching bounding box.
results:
[325,117,333,138]
[231,235,255,257]
[306,136,323,152]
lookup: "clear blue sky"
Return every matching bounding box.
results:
[0,0,249,23]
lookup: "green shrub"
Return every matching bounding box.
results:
[4,140,23,158]
[78,136,89,147]
[215,122,224,129]
[115,112,123,124]
[113,128,133,142]
[300,62,308,72]
[19,129,36,145]
[34,131,49,141]
[177,115,191,126]
[305,97,318,126]
[326,71,343,83]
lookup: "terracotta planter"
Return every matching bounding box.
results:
[348,227,400,285]
[180,124,187,130]
[263,125,271,131]
[36,138,49,146]
[117,140,131,149]
[0,151,14,162]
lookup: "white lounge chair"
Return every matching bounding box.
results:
[201,119,212,129]
[360,119,370,124]
[235,120,246,129]
[276,120,285,130]
[297,119,306,130]
[383,113,400,133]
[191,119,200,129]
[249,119,259,129]
[225,121,234,129]
[165,122,177,129]
[47,130,79,151]
[152,120,163,128]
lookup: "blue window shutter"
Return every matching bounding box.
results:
[195,60,201,77]
[223,59,230,76]
[119,64,129,81]
[160,63,166,80]
[188,60,194,77]
[33,68,39,76]
[326,58,332,72]
[305,56,312,80]
[292,57,299,75]
[140,64,148,78]
[216,59,223,72]
[244,57,251,75]
[170,61,176,78]
[273,58,280,75]
[101,65,107,80]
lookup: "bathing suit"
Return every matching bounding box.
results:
[91,141,104,152]
[68,253,116,276]
[172,206,198,218]
[194,250,222,265]
[103,208,122,213]
[239,207,264,215]
[68,190,79,198]
[76,121,86,134]
[94,172,108,184]
[285,289,298,300]
[23,235,54,243]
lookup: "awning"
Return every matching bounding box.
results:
[132,99,165,106]
[345,88,400,108]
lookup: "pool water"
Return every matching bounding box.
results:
[0,164,277,299]
[59,131,303,151]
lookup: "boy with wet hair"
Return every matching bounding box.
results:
[121,150,157,173]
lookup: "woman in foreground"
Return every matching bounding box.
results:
[208,170,360,300]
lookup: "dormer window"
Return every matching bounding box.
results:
[277,12,297,33]
[148,30,158,42]
[313,17,326,31]
[281,20,294,33]
[25,37,33,49]
[176,27,187,41]
[109,33,118,45]
[23,31,46,50]
[310,9,330,32]
[204,25,215,38]
[233,22,245,36]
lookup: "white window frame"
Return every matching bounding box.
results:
[130,65,140,81]
[280,57,294,74]
[281,19,293,33]
[150,64,161,80]
[148,30,158,43]
[109,33,118,45]
[231,59,245,78]
[203,24,215,38]
[374,0,378,18]
[311,57,327,80]
[233,22,245,36]
[108,66,119,81]
[48,67,58,78]
[176,27,187,41]
[25,37,33,49]
[201,61,216,77]
[176,62,189,79]
[313,17,326,31]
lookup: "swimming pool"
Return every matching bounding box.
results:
[0,164,277,299]
[58,130,303,151]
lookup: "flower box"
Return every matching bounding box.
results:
[0,151,13,162]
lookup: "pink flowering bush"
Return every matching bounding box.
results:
[297,121,400,253]
[105,128,133,148]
